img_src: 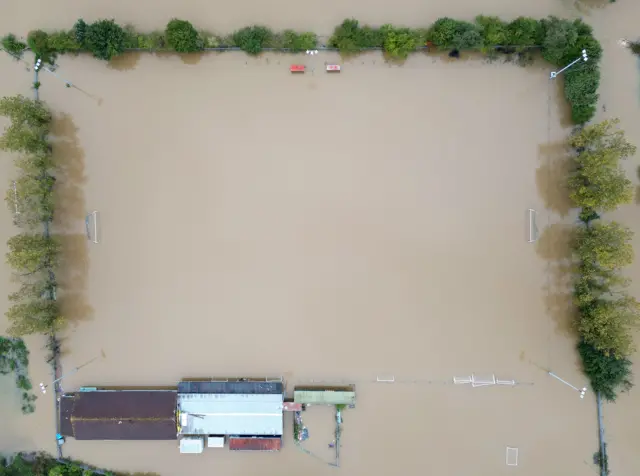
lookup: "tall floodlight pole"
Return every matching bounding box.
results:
[39,356,99,394]
[550,49,588,79]
[548,371,588,399]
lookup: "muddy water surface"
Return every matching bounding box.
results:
[1,0,640,475]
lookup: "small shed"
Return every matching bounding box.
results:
[229,437,282,451]
[207,436,225,448]
[180,437,205,454]
[293,389,356,406]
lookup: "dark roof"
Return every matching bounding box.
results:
[65,390,177,440]
[229,437,282,451]
[72,390,176,419]
[59,394,75,437]
[178,381,283,395]
[73,419,177,440]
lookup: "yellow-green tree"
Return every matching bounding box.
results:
[568,119,636,215]
[578,294,640,357]
[6,233,60,274]
[574,221,633,272]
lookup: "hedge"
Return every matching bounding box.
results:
[3,15,601,124]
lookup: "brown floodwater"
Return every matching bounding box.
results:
[1,0,640,475]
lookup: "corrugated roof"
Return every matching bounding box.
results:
[229,437,282,451]
[59,394,75,437]
[178,381,283,395]
[293,390,356,405]
[72,390,177,419]
[178,393,283,436]
[72,419,177,440]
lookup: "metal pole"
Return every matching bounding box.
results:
[548,371,587,398]
[550,49,588,79]
[39,356,99,393]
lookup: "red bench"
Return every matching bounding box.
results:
[290,64,305,73]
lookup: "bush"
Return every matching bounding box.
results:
[564,64,599,124]
[233,25,273,55]
[27,30,56,64]
[166,18,202,53]
[329,19,383,54]
[380,25,417,59]
[282,30,317,51]
[428,18,482,50]
[475,15,508,46]
[47,30,82,53]
[578,340,633,401]
[86,19,126,60]
[2,34,27,58]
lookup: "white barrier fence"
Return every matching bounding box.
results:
[453,374,516,387]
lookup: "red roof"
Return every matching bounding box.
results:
[229,437,282,451]
[283,402,302,411]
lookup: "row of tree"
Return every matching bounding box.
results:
[0,95,62,338]
[2,15,601,123]
[567,119,638,401]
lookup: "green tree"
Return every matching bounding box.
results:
[165,19,202,53]
[578,294,639,357]
[574,221,633,272]
[2,34,27,58]
[27,30,57,64]
[475,16,508,46]
[506,17,543,47]
[73,18,88,46]
[86,19,126,60]
[564,64,600,124]
[282,30,317,52]
[47,30,82,53]
[329,19,383,54]
[578,340,632,401]
[541,16,579,65]
[381,25,417,59]
[427,17,459,48]
[6,233,60,274]
[232,25,273,55]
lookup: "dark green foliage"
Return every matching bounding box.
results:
[85,19,126,60]
[1,34,27,58]
[165,19,202,53]
[630,42,640,56]
[281,30,317,52]
[506,17,543,47]
[232,25,273,55]
[27,30,56,64]
[73,18,88,46]
[380,25,417,59]
[564,63,600,124]
[329,19,383,54]
[541,16,579,65]
[578,340,632,401]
